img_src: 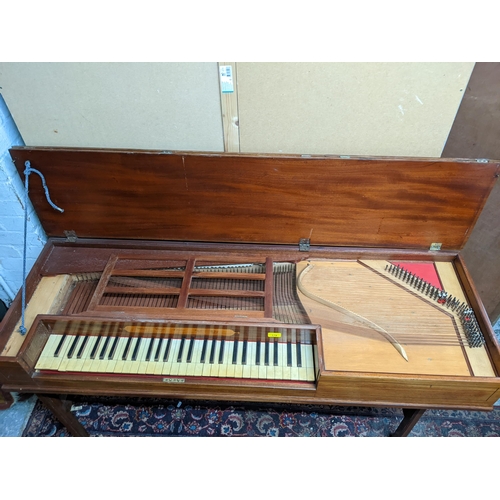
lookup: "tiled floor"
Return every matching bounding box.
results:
[1,321,500,437]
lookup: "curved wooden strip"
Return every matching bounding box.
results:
[297,262,408,361]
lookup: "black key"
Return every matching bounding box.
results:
[296,341,302,368]
[99,336,111,360]
[77,336,90,359]
[200,339,208,363]
[108,336,120,360]
[122,337,133,360]
[54,335,67,357]
[89,336,102,360]
[132,337,142,361]
[163,338,172,362]
[67,336,81,359]
[232,340,239,365]
[218,340,225,364]
[187,339,195,363]
[255,341,261,365]
[177,337,186,363]
[154,338,164,362]
[273,340,279,367]
[145,337,155,362]
[287,342,292,367]
[242,341,248,365]
[209,340,217,364]
[264,340,270,366]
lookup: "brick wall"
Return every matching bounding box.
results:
[0,95,46,306]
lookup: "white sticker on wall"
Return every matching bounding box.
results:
[219,65,234,93]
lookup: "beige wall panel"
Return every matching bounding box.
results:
[0,63,224,151]
[237,62,474,157]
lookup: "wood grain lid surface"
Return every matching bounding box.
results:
[9,147,500,251]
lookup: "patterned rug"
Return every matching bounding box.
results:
[21,396,500,437]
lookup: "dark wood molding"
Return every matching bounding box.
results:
[442,63,500,161]
[441,62,500,323]
[0,389,14,410]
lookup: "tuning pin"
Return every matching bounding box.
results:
[437,290,448,305]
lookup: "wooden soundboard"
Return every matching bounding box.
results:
[298,259,493,378]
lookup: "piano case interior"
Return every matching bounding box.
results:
[1,147,500,421]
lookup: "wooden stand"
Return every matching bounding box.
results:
[36,394,89,437]
[34,393,424,437]
[391,409,426,437]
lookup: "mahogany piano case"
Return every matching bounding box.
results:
[1,147,500,413]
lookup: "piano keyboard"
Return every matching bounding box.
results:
[32,320,318,382]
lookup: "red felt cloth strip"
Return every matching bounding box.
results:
[391,262,442,289]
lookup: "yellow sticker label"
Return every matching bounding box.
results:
[267,332,281,338]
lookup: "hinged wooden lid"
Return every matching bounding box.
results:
[9,147,500,251]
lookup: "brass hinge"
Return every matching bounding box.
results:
[64,230,78,243]
[299,238,310,251]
